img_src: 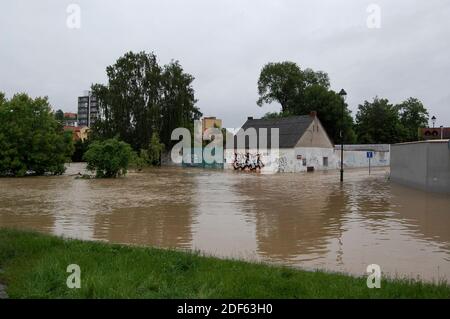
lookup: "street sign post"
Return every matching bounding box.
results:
[367,151,373,175]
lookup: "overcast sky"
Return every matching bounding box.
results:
[1,0,449,128]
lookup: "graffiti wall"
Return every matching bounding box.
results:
[225,146,389,173]
[231,153,265,171]
[225,148,335,173]
[225,149,281,173]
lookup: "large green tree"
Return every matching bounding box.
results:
[257,62,331,113]
[91,51,202,151]
[355,97,406,144]
[257,61,355,144]
[0,93,74,176]
[355,97,429,144]
[257,62,304,113]
[300,85,356,144]
[397,97,429,142]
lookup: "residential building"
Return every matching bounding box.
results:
[77,91,99,127]
[224,112,390,173]
[226,112,336,173]
[63,112,77,127]
[202,117,222,132]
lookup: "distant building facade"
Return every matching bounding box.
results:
[63,112,78,127]
[63,126,89,141]
[77,91,99,127]
[202,117,222,132]
[419,127,450,140]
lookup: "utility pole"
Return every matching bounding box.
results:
[338,89,347,183]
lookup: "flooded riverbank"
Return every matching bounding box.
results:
[0,163,449,282]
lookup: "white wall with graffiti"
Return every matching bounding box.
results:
[224,146,389,173]
[225,147,337,173]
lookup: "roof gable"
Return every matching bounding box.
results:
[235,115,314,149]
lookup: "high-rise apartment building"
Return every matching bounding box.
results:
[77,91,99,127]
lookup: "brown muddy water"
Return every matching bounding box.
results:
[0,163,449,282]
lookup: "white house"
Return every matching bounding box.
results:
[225,112,336,173]
[225,112,390,173]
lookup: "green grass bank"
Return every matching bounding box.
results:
[0,228,449,299]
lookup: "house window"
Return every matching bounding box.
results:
[323,157,328,167]
[302,158,307,166]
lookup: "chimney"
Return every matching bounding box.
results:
[309,111,317,118]
[248,116,253,120]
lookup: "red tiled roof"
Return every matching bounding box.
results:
[64,112,77,119]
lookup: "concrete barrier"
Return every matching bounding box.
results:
[391,140,450,193]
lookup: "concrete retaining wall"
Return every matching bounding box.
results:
[391,140,450,193]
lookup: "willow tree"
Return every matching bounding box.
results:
[91,51,202,151]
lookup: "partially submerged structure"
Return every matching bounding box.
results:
[335,144,390,168]
[391,140,450,193]
[225,112,390,173]
[163,113,391,173]
[225,112,336,173]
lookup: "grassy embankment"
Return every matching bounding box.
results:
[0,228,449,298]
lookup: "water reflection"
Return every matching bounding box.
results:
[235,173,349,262]
[0,163,449,281]
[390,183,450,244]
[92,169,197,248]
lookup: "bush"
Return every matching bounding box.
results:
[0,93,74,176]
[83,138,134,178]
[145,132,165,166]
[130,151,147,171]
[131,133,165,169]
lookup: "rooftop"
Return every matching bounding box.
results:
[234,115,315,149]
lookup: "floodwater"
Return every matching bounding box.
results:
[0,163,449,282]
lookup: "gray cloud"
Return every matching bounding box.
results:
[1,0,449,128]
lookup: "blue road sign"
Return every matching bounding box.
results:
[367,151,373,159]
